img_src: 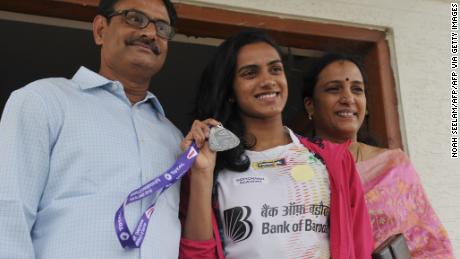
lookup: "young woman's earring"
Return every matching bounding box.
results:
[307,112,313,120]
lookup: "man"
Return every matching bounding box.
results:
[0,0,182,258]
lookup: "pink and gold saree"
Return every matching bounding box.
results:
[356,149,453,259]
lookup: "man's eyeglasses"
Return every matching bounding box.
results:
[107,9,175,40]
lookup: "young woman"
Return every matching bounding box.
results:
[179,30,373,259]
[302,53,454,258]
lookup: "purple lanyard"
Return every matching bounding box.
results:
[114,143,199,248]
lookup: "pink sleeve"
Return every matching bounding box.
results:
[344,150,374,258]
[179,237,217,259]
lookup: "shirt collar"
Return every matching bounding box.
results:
[144,92,166,118]
[72,66,166,117]
[286,127,301,145]
[72,66,112,90]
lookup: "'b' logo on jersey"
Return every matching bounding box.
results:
[223,206,253,243]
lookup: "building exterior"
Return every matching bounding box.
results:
[0,0,458,256]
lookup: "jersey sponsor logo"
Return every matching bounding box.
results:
[223,206,253,243]
[261,219,329,234]
[233,176,268,185]
[251,158,286,170]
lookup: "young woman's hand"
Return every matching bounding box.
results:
[181,119,220,177]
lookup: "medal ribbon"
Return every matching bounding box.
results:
[114,143,199,248]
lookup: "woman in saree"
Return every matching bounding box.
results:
[302,53,454,258]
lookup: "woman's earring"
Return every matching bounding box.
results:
[307,112,313,120]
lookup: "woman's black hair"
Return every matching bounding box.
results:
[302,53,380,145]
[97,0,177,27]
[195,28,286,173]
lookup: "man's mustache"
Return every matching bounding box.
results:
[126,36,161,55]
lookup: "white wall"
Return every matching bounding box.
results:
[176,0,459,255]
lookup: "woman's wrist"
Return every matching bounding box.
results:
[190,168,214,193]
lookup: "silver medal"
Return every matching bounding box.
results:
[208,125,240,152]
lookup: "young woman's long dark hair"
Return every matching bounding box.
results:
[195,29,285,173]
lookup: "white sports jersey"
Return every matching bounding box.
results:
[217,128,330,259]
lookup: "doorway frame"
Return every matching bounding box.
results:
[0,0,402,148]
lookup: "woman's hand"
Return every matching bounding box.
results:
[181,119,220,177]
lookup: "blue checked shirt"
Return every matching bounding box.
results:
[0,67,183,259]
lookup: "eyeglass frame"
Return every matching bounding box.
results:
[105,9,175,40]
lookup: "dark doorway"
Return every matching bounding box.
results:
[0,18,314,135]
